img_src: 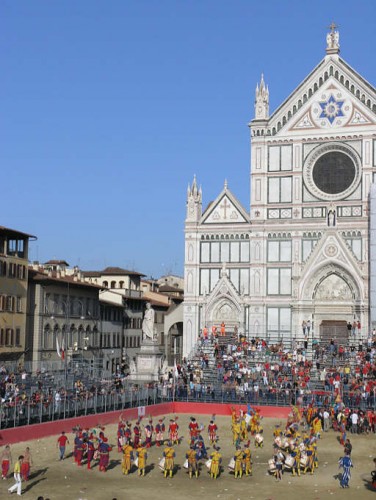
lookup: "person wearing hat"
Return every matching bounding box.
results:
[243,442,252,476]
[98,438,112,473]
[185,444,199,478]
[208,420,218,444]
[155,419,165,447]
[189,417,199,440]
[133,421,141,449]
[136,443,147,477]
[233,445,244,479]
[303,441,314,475]
[168,418,179,445]
[122,440,134,475]
[209,446,222,479]
[144,419,154,449]
[163,441,175,478]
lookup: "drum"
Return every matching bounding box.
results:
[268,458,276,472]
[299,442,306,452]
[93,450,99,460]
[134,457,139,468]
[245,414,252,425]
[284,455,294,469]
[281,438,289,449]
[159,457,166,471]
[205,459,212,470]
[300,453,308,467]
[274,436,282,447]
[183,459,189,469]
[255,433,264,444]
[228,457,235,471]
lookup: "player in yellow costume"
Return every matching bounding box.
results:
[163,442,175,478]
[122,442,134,475]
[233,446,243,478]
[209,446,222,479]
[136,444,147,476]
[242,442,252,476]
[232,420,241,447]
[186,445,198,478]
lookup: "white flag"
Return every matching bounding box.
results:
[56,336,61,358]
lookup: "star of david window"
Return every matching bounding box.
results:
[312,151,356,195]
[319,95,344,124]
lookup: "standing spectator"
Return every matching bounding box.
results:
[350,410,358,434]
[307,319,311,335]
[357,320,361,335]
[323,409,330,432]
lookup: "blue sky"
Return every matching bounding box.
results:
[2,1,376,278]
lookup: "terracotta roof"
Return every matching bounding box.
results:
[83,266,145,277]
[0,225,37,240]
[28,268,103,290]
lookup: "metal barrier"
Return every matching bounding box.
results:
[1,382,374,430]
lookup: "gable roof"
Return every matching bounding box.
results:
[201,185,250,225]
[251,54,376,136]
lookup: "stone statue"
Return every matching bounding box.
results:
[142,302,156,342]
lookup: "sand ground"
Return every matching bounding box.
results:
[0,413,375,500]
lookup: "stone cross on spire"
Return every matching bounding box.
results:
[255,73,269,119]
[326,22,340,55]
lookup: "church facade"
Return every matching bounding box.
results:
[183,28,376,358]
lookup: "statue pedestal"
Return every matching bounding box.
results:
[129,342,163,382]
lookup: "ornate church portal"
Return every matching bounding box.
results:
[183,26,375,358]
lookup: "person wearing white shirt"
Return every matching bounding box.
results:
[323,410,330,432]
[350,412,358,434]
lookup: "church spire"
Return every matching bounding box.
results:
[326,22,340,55]
[186,175,202,222]
[254,73,269,119]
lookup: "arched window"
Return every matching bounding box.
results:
[103,281,108,288]
[111,281,116,289]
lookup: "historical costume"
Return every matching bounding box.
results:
[98,439,112,472]
[155,419,165,447]
[163,442,175,478]
[209,447,222,479]
[338,454,353,488]
[122,442,134,475]
[20,447,32,481]
[243,443,252,476]
[144,420,153,448]
[186,446,199,478]
[189,417,199,440]
[1,445,12,479]
[133,422,141,449]
[136,445,147,476]
[208,420,218,443]
[234,446,244,478]
[169,418,179,445]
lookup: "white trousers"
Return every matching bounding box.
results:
[8,473,22,495]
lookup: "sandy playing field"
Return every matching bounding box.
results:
[0,413,375,500]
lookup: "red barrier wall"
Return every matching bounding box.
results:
[0,403,289,445]
[0,403,173,445]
